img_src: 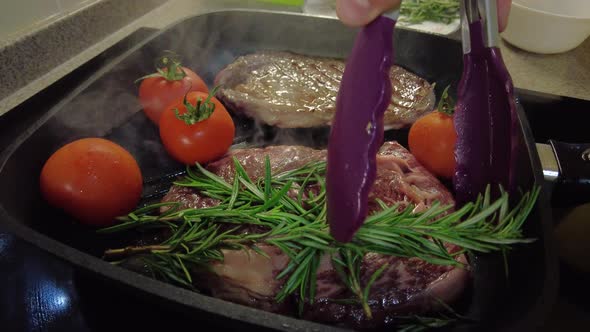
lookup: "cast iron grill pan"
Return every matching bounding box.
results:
[0,10,557,332]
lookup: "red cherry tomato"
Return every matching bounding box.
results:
[408,111,457,179]
[139,67,208,124]
[159,91,235,165]
[138,53,208,124]
[40,138,143,226]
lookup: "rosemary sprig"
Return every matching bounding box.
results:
[397,298,474,331]
[99,157,539,321]
[397,315,462,332]
[331,248,389,319]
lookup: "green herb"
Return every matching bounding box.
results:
[100,157,539,321]
[135,50,187,83]
[174,86,220,125]
[437,85,455,116]
[331,248,389,319]
[397,298,474,331]
[397,315,464,332]
[400,0,460,25]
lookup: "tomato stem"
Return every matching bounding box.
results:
[437,85,455,116]
[175,86,221,125]
[135,50,187,83]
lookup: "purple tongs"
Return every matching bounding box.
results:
[453,0,518,205]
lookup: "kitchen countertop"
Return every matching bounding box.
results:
[501,37,590,103]
[0,0,168,115]
[0,0,588,116]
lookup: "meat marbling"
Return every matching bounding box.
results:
[214,51,436,129]
[161,143,467,329]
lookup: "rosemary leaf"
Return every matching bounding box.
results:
[100,157,540,322]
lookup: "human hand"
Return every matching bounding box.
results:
[335,0,512,32]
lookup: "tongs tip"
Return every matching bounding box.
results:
[461,0,500,50]
[382,9,400,21]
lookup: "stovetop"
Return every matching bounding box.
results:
[1,28,589,332]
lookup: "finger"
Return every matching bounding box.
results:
[497,0,512,32]
[336,0,402,27]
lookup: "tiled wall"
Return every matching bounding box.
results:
[0,0,98,41]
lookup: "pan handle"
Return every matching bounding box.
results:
[542,140,590,206]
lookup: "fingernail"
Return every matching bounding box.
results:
[354,0,371,9]
[336,0,373,27]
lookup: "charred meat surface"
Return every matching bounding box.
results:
[306,251,468,329]
[214,51,436,129]
[161,142,465,328]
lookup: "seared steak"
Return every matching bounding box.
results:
[306,249,468,329]
[207,245,293,313]
[161,143,465,328]
[163,143,452,211]
[214,51,436,129]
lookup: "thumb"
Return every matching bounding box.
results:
[497,0,512,32]
[336,0,402,27]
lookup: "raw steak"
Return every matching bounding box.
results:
[214,51,436,129]
[161,143,466,328]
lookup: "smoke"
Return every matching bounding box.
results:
[243,119,330,150]
[31,11,320,189]
[36,8,439,174]
[37,9,362,182]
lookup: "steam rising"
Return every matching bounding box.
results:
[34,10,389,189]
[36,10,441,183]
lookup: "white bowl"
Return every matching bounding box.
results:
[500,0,590,54]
